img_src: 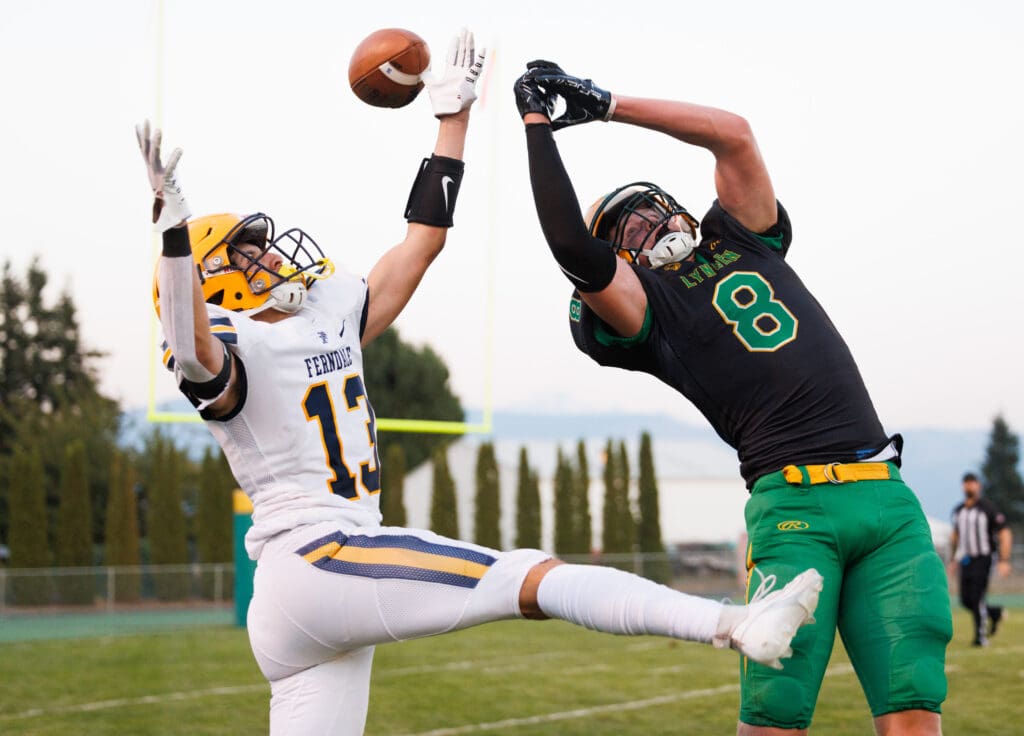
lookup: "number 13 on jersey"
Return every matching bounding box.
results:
[302,375,381,499]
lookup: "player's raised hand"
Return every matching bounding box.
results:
[135,120,191,231]
[512,64,556,120]
[524,60,616,131]
[423,28,486,118]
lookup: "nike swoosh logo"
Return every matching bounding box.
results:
[441,175,454,211]
[338,320,346,339]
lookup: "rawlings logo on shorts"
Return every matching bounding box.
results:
[777,520,810,531]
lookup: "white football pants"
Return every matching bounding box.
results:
[247,520,550,736]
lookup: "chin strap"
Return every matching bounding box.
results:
[239,259,336,317]
[642,230,697,268]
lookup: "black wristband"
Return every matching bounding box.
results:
[404,154,465,228]
[162,225,192,258]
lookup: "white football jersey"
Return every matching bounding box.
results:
[177,272,383,559]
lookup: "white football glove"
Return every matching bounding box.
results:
[422,28,486,117]
[135,120,191,232]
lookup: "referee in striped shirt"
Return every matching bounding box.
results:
[950,472,1013,646]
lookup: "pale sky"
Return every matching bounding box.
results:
[2,0,1022,434]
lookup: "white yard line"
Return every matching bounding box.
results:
[4,646,1004,728]
[401,665,859,736]
[0,684,267,723]
[399,684,741,736]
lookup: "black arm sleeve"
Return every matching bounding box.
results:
[525,124,617,292]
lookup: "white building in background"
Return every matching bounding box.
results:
[400,437,952,555]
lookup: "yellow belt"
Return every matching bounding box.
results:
[782,462,892,485]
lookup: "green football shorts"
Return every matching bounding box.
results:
[739,461,952,729]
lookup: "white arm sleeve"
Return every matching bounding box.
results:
[158,254,216,382]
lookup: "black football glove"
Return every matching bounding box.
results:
[513,68,555,119]
[526,60,615,131]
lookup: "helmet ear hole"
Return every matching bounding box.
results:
[207,289,225,306]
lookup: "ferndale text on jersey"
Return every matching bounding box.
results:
[304,346,354,378]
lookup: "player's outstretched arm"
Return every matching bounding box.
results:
[136,121,238,415]
[363,29,485,346]
[610,95,777,233]
[524,62,777,234]
[514,69,648,338]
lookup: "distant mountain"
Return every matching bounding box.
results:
[119,403,1008,521]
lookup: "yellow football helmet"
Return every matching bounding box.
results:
[153,213,333,316]
[585,182,700,266]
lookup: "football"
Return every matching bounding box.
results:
[348,28,430,108]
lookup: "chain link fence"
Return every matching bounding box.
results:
[0,563,234,616]
[2,544,1022,619]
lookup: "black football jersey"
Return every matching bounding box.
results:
[569,200,892,487]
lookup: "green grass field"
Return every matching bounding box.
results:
[1,607,1021,735]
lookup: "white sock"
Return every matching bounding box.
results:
[535,564,725,643]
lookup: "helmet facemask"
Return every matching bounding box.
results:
[588,183,700,268]
[204,213,334,315]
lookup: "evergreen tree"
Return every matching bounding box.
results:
[363,327,464,471]
[602,439,636,555]
[104,450,141,602]
[981,414,1024,533]
[429,447,459,538]
[2,392,118,557]
[196,448,235,599]
[515,446,541,549]
[474,442,501,548]
[196,448,234,563]
[380,444,408,526]
[637,432,670,583]
[55,440,94,604]
[601,439,615,548]
[574,439,592,554]
[618,440,635,547]
[7,446,51,605]
[0,260,106,425]
[553,447,577,555]
[0,260,118,547]
[147,433,190,600]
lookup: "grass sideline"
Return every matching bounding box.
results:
[0,609,1021,735]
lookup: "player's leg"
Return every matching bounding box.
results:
[735,472,843,732]
[835,477,951,736]
[252,520,819,676]
[975,556,996,642]
[248,521,547,665]
[246,522,543,733]
[266,646,374,736]
[521,558,821,667]
[960,559,987,644]
[987,601,1004,637]
[341,523,818,661]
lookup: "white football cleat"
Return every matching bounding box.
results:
[713,568,823,670]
